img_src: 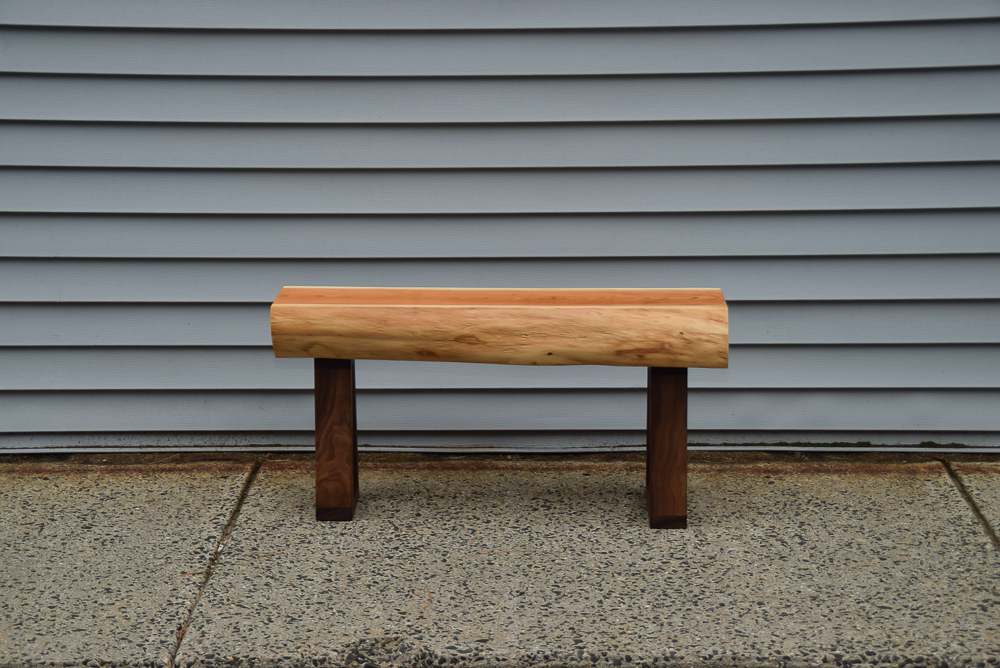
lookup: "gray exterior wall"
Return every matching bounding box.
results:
[2,2,999,452]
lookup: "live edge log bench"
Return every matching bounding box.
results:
[270,286,728,529]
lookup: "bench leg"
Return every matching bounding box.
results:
[314,358,359,521]
[646,367,688,529]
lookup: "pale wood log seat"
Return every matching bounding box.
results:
[270,286,729,529]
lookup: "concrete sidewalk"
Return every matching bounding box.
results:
[1,453,998,668]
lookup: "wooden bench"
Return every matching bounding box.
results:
[270,286,728,528]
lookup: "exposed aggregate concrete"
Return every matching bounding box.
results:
[173,460,1000,668]
[0,462,254,668]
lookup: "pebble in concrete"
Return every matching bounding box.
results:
[177,459,1000,668]
[0,461,254,668]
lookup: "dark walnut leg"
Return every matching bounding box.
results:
[646,367,688,529]
[314,358,359,521]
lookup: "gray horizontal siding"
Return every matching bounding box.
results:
[4,0,997,29]
[3,346,998,390]
[5,165,1000,213]
[6,118,1000,168]
[4,212,998,258]
[5,70,999,123]
[4,257,999,302]
[4,301,999,347]
[3,390,998,432]
[4,22,1000,75]
[4,10,999,452]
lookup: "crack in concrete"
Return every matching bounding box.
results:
[934,456,1000,554]
[168,457,264,668]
